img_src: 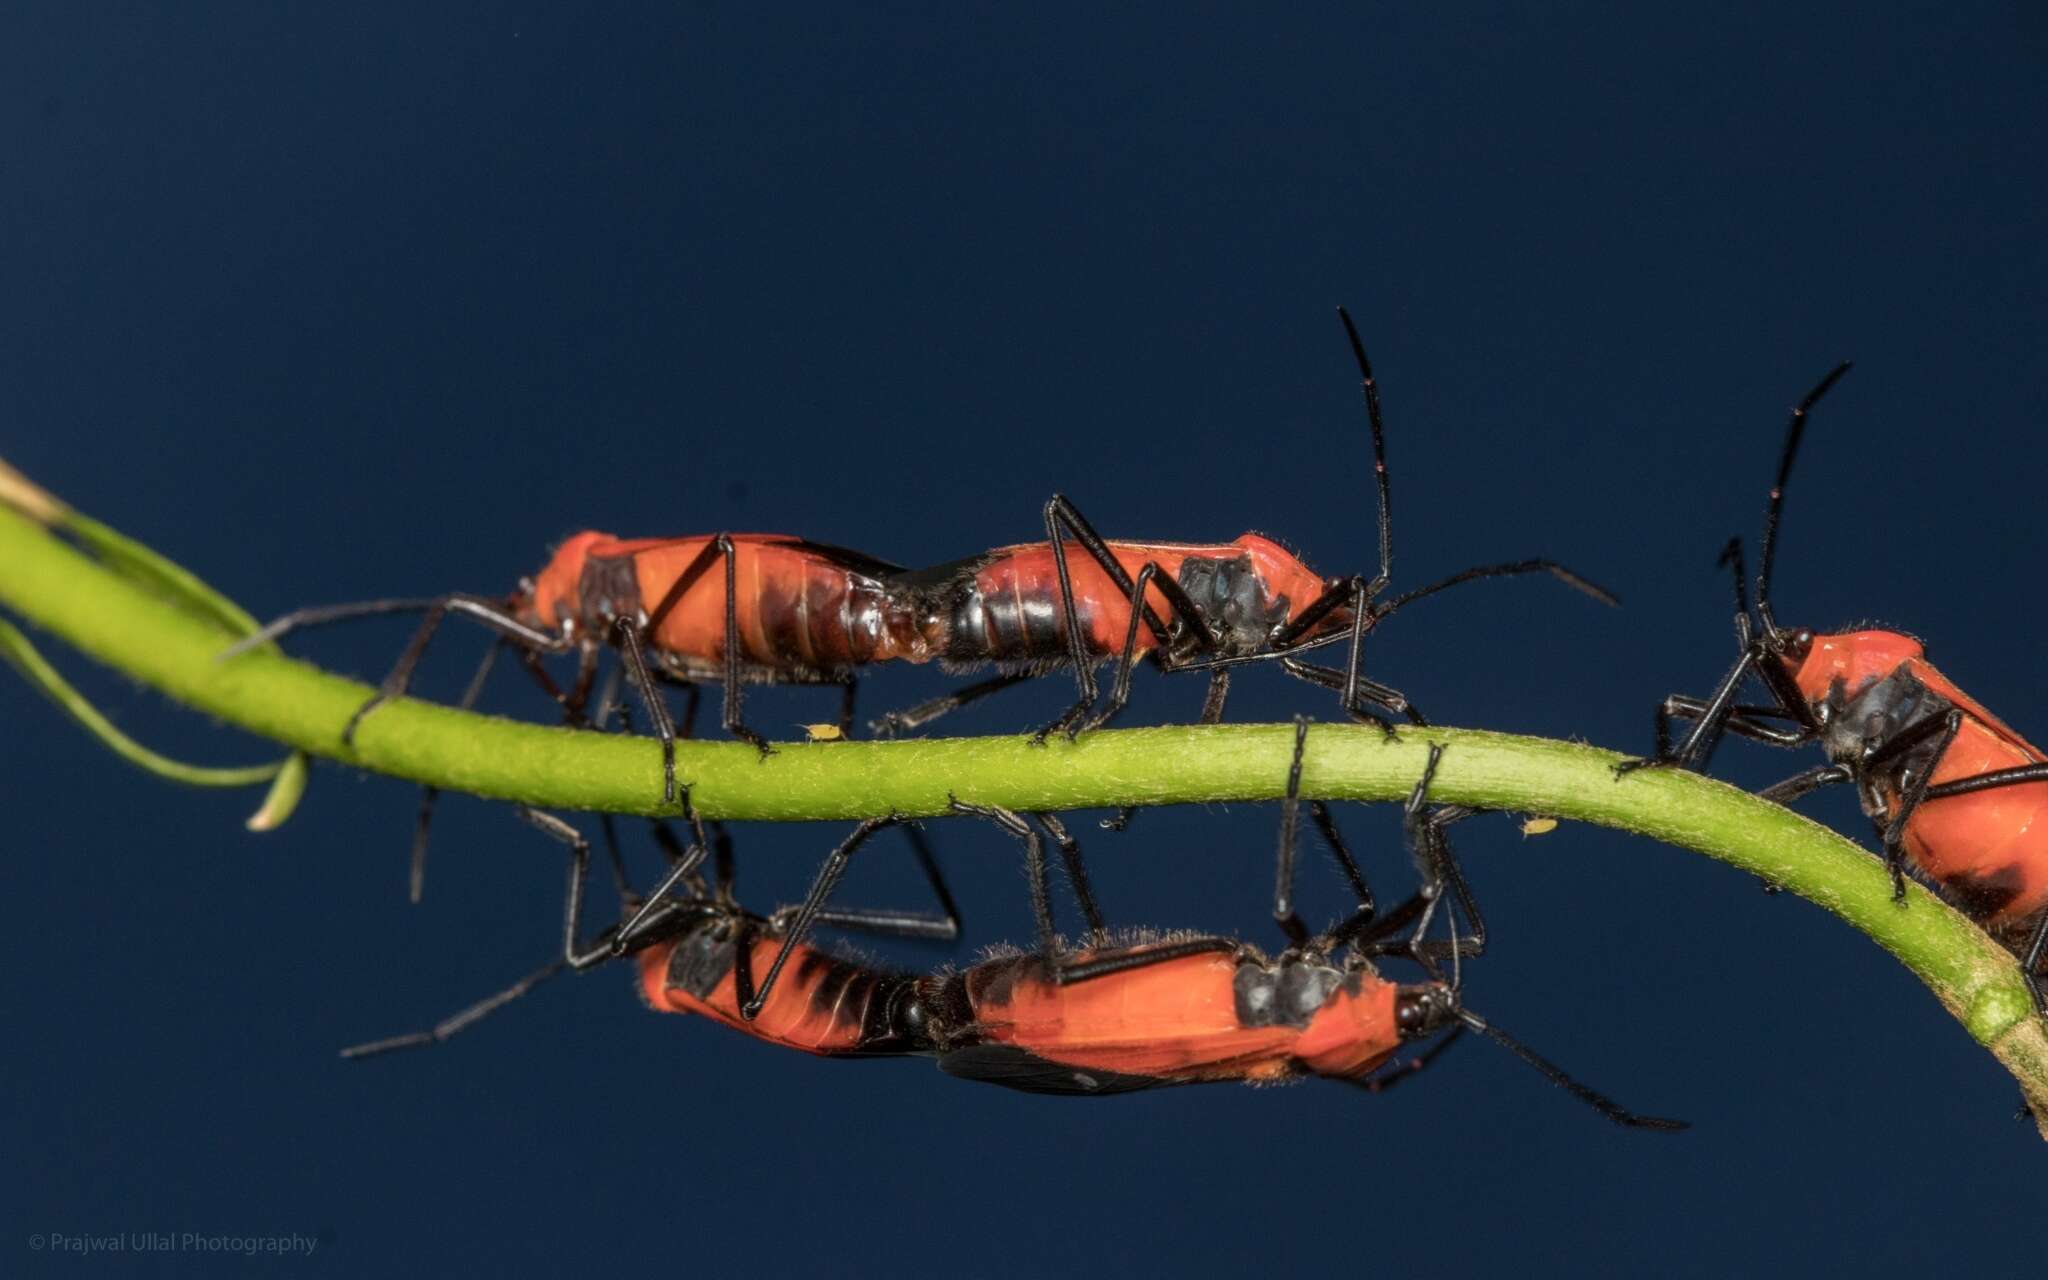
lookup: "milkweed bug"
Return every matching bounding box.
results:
[919,933,1680,1131]
[350,739,1682,1131]
[737,716,1477,1004]
[872,308,1617,743]
[230,532,907,800]
[339,803,963,1059]
[228,311,1614,804]
[1617,363,2048,1016]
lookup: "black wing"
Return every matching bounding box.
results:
[783,538,907,578]
[936,1044,1182,1097]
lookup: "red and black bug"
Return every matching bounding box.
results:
[867,308,1617,743]
[231,531,910,797]
[747,716,1488,1003]
[1618,363,2048,1015]
[349,737,1682,1131]
[909,933,1678,1129]
[230,310,1615,799]
[338,802,967,1059]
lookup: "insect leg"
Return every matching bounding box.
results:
[611,797,720,954]
[1033,812,1106,944]
[1096,667,1229,835]
[1274,716,1316,948]
[1044,494,1197,649]
[1658,695,1815,752]
[743,817,901,1019]
[1267,577,1365,649]
[1757,763,1854,805]
[1273,656,1416,734]
[227,593,561,658]
[674,680,702,741]
[641,535,772,757]
[799,823,964,942]
[1054,937,1245,985]
[1310,800,1373,916]
[714,535,774,757]
[1923,762,2048,801]
[516,807,658,968]
[341,603,443,744]
[1080,562,1164,734]
[1037,497,1106,739]
[1036,494,1214,741]
[1274,719,1392,953]
[612,618,683,804]
[1871,709,1964,902]
[327,594,565,745]
[948,798,1062,968]
[1336,578,1401,735]
[407,637,504,903]
[1333,891,1434,955]
[837,676,858,738]
[1614,646,1769,777]
[869,671,1037,738]
[343,806,688,1059]
[1403,799,1487,968]
[2020,914,2048,1016]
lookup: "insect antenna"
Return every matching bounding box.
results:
[1336,305,1394,593]
[340,960,569,1059]
[1715,535,1758,648]
[1754,361,1852,639]
[1455,1008,1689,1131]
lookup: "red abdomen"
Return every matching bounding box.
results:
[947,534,1327,668]
[636,933,891,1056]
[1900,661,2048,924]
[956,943,1408,1086]
[564,535,923,677]
[1793,637,2048,925]
[962,948,1300,1083]
[955,543,1193,666]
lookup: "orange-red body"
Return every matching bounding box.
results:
[635,922,914,1056]
[1784,630,2048,925]
[955,944,1412,1087]
[634,924,1434,1093]
[527,532,923,679]
[518,529,1340,678]
[949,534,1333,667]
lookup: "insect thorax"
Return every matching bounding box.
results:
[1175,554,1292,657]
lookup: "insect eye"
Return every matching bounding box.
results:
[1781,629,1814,659]
[1393,987,1456,1039]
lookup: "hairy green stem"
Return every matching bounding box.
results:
[1,487,2043,1131]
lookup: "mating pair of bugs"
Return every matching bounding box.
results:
[240,312,2048,1125]
[344,714,1683,1130]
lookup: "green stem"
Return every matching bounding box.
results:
[0,488,2043,1131]
[0,618,283,786]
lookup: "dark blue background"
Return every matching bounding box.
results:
[5,4,2043,1275]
